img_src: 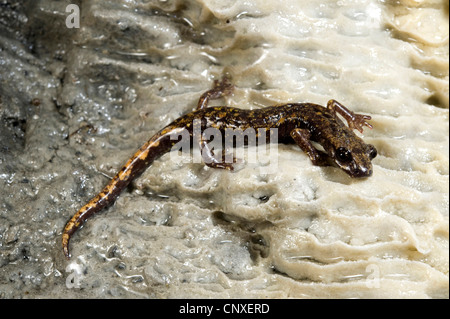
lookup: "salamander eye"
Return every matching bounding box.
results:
[336,147,352,163]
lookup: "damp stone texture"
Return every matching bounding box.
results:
[0,0,448,298]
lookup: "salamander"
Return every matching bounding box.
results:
[62,77,377,259]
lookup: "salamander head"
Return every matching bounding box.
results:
[329,141,377,178]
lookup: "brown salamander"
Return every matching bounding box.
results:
[62,77,377,259]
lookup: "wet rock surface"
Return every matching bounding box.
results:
[0,0,448,298]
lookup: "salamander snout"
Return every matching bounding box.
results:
[350,144,377,178]
[349,164,373,178]
[337,160,373,178]
[333,144,376,178]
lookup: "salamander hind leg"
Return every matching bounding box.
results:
[197,76,234,110]
[327,100,373,133]
[196,77,235,170]
[290,128,330,166]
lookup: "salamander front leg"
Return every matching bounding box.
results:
[290,128,330,166]
[327,100,372,133]
[200,140,234,171]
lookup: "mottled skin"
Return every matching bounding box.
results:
[62,78,377,259]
